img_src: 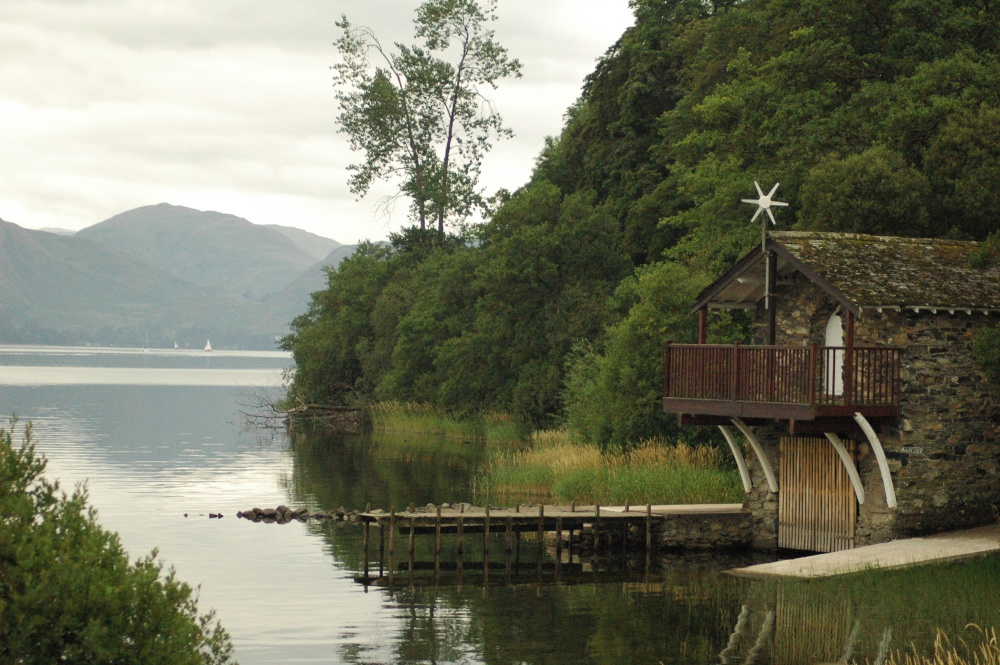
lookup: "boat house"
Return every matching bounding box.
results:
[663,231,1000,552]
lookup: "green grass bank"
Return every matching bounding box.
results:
[367,403,742,506]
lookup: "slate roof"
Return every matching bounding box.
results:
[693,231,1000,315]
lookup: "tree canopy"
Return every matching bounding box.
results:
[333,0,521,233]
[290,0,1000,445]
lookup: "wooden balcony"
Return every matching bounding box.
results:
[663,343,902,422]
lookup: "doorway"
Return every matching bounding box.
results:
[778,436,857,552]
[825,312,844,397]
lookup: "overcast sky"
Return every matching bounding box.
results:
[1,1,635,243]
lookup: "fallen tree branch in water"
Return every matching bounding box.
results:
[237,389,366,433]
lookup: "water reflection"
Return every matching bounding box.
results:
[288,428,490,512]
[4,347,1000,664]
[290,428,1000,665]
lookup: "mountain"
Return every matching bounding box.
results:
[76,203,322,301]
[265,224,343,262]
[261,243,368,330]
[0,205,365,348]
[0,219,270,347]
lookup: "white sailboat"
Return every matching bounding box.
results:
[204,339,212,352]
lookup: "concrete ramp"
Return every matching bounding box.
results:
[729,524,1000,579]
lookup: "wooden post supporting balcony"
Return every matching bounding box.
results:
[808,343,817,406]
[664,342,672,398]
[844,312,855,407]
[731,342,741,403]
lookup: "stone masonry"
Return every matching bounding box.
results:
[744,273,1000,549]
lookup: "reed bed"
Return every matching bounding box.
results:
[473,432,743,505]
[871,627,1000,665]
[368,401,523,446]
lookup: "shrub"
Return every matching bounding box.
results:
[0,419,235,665]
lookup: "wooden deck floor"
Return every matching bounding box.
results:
[353,503,746,584]
[728,524,1000,579]
[359,503,744,525]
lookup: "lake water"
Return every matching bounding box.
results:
[3,345,1000,664]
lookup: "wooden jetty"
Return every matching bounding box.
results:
[354,503,744,587]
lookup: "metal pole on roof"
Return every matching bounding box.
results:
[742,182,787,310]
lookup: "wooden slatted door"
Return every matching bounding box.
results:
[778,436,857,552]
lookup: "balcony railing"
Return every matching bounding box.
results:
[663,343,901,419]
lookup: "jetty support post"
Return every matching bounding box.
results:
[515,505,521,567]
[593,505,601,583]
[456,514,464,587]
[537,505,545,580]
[645,504,653,575]
[555,516,563,580]
[594,505,601,555]
[408,516,416,585]
[483,506,491,586]
[363,518,370,583]
[388,508,396,590]
[434,505,442,586]
[505,516,513,583]
[379,518,385,578]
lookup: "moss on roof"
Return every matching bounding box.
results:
[772,231,1000,310]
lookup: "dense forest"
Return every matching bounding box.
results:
[284,0,1000,448]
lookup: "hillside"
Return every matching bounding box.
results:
[266,224,343,262]
[0,203,365,348]
[260,243,367,331]
[77,203,323,300]
[0,219,277,347]
[283,0,1000,445]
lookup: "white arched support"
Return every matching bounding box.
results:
[732,418,779,493]
[718,426,753,493]
[823,432,866,505]
[853,412,898,509]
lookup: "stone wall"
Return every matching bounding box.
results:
[654,511,753,550]
[742,424,781,550]
[857,307,1000,538]
[742,272,1000,549]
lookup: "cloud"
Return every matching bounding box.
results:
[0,0,634,242]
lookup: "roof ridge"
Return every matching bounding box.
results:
[771,231,979,247]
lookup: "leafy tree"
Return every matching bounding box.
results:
[924,105,1000,239]
[562,261,709,448]
[799,145,931,236]
[0,420,235,665]
[288,0,1000,447]
[333,0,521,233]
[441,184,629,424]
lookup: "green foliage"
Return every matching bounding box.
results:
[799,145,931,236]
[969,230,1000,270]
[333,0,521,232]
[973,323,1000,386]
[290,0,1000,447]
[562,261,711,448]
[282,240,396,404]
[0,420,235,665]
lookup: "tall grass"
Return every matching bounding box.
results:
[872,627,1000,665]
[368,401,524,445]
[473,432,743,505]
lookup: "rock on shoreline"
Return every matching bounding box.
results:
[236,505,354,524]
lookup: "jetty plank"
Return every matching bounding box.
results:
[728,524,1000,579]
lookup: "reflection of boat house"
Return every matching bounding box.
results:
[663,232,1000,552]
